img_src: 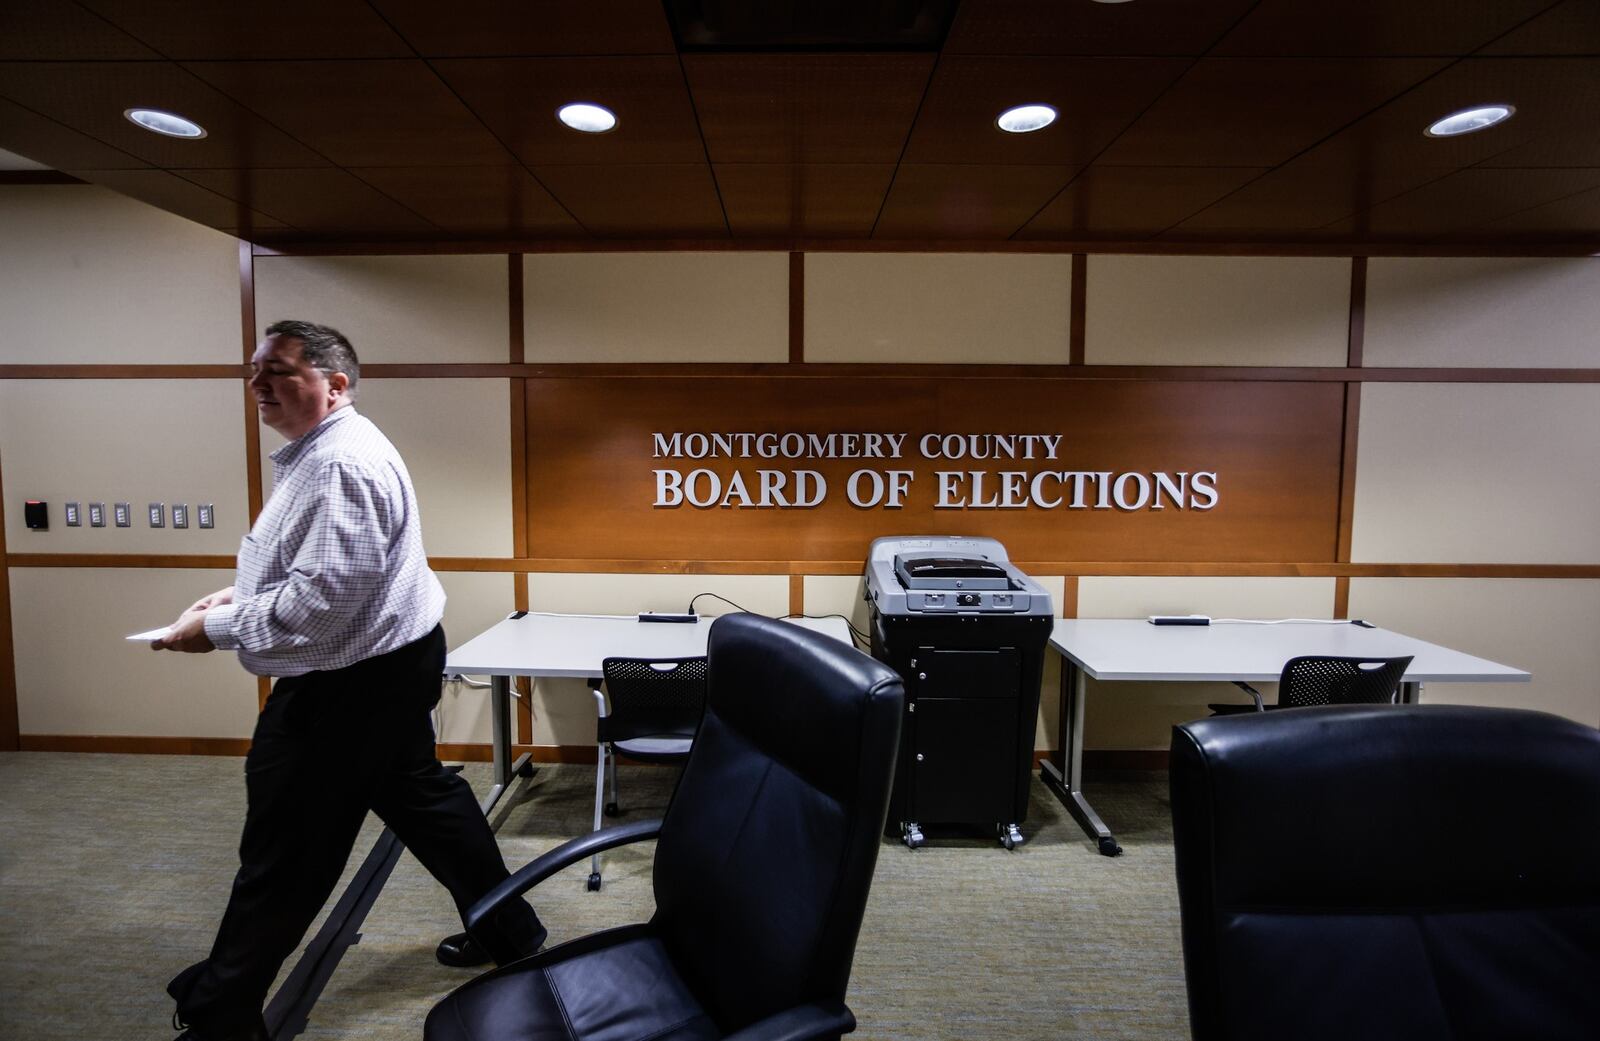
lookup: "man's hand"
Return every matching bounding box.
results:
[184,586,235,613]
[154,607,215,653]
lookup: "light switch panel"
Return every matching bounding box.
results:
[198,503,215,529]
[65,502,81,526]
[148,502,165,528]
[172,503,189,529]
[113,502,131,527]
[89,502,105,527]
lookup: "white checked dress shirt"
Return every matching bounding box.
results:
[204,406,446,677]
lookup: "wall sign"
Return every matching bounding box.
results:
[527,377,1344,563]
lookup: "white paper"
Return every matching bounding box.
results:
[127,627,173,642]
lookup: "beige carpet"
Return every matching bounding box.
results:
[0,752,1189,1040]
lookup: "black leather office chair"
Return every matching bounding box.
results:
[1171,705,1600,1041]
[1210,653,1412,714]
[425,612,905,1041]
[585,655,708,891]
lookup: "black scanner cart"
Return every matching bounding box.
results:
[864,536,1053,849]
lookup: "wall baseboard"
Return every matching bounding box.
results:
[14,735,1171,772]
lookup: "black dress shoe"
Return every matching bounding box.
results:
[435,931,493,968]
[173,1012,269,1041]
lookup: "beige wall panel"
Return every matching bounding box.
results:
[802,574,871,633]
[10,567,256,737]
[0,380,247,552]
[805,253,1071,364]
[0,186,239,364]
[1349,578,1599,727]
[253,254,509,363]
[525,572,789,745]
[1365,257,1600,368]
[1352,383,1600,564]
[1076,576,1337,748]
[435,571,515,745]
[257,381,512,557]
[524,253,787,363]
[1084,255,1349,366]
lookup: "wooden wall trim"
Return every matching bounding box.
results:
[789,251,805,364]
[1061,575,1079,619]
[19,734,253,756]
[789,574,803,616]
[251,239,1600,259]
[1333,576,1351,619]
[0,439,17,751]
[1069,253,1086,366]
[509,253,533,744]
[9,554,239,568]
[7,362,1598,383]
[1346,257,1367,369]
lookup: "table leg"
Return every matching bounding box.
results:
[1399,680,1422,705]
[1039,658,1122,856]
[479,674,531,816]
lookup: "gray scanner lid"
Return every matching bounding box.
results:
[894,554,1011,590]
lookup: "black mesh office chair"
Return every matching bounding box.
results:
[1170,705,1600,1041]
[585,655,708,891]
[1211,654,1413,714]
[426,613,904,1041]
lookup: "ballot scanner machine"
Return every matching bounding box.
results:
[864,536,1053,849]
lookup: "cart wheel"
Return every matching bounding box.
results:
[998,822,1023,850]
[516,761,537,778]
[604,801,621,818]
[901,822,925,850]
[586,872,602,891]
[1098,836,1123,857]
[1001,833,1015,850]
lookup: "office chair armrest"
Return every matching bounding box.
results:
[464,818,662,931]
[1231,681,1265,711]
[719,1001,856,1041]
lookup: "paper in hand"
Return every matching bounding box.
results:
[127,627,174,642]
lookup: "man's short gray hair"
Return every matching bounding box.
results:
[265,319,360,396]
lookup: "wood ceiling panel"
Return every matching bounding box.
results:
[1445,182,1600,240]
[1322,168,1600,240]
[184,60,511,167]
[902,56,1189,166]
[1098,58,1446,167]
[179,167,436,236]
[1168,163,1443,236]
[0,61,328,168]
[78,1,410,59]
[531,164,726,236]
[944,0,1257,56]
[371,0,676,57]
[0,96,147,170]
[432,57,705,166]
[1211,0,1554,56]
[0,0,158,60]
[1017,166,1269,240]
[873,163,1077,239]
[713,164,893,238]
[67,168,289,236]
[683,54,933,164]
[1481,1,1600,56]
[349,165,583,236]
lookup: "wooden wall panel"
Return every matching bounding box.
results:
[526,377,1344,563]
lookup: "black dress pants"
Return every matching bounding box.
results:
[168,625,545,1034]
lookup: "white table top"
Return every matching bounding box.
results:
[1048,619,1530,683]
[447,612,855,678]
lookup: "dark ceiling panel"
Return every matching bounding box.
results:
[179,167,437,236]
[350,165,584,237]
[1446,182,1600,240]
[873,163,1076,239]
[0,96,148,170]
[1018,165,1269,240]
[0,61,328,169]
[1097,58,1446,167]
[370,0,676,56]
[684,53,933,164]
[902,56,1189,165]
[67,167,290,236]
[1481,1,1600,56]
[433,57,706,166]
[1323,167,1600,240]
[944,0,1256,56]
[78,1,411,60]
[0,0,158,60]
[184,60,511,167]
[531,164,727,236]
[714,163,893,238]
[1168,161,1444,236]
[1211,0,1554,56]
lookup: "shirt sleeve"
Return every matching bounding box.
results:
[204,460,391,655]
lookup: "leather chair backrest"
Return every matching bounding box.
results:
[651,613,904,1031]
[1171,705,1600,1041]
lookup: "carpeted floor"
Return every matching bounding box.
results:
[0,752,1190,1040]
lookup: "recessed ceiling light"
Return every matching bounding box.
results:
[997,104,1058,134]
[1425,104,1515,138]
[557,102,618,134]
[123,108,206,139]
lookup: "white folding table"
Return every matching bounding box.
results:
[1041,619,1531,856]
[445,612,855,815]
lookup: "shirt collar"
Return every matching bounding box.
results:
[269,404,356,466]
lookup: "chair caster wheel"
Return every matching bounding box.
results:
[586,872,602,891]
[1098,836,1123,857]
[604,801,621,818]
[999,823,1023,850]
[517,761,537,778]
